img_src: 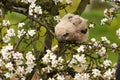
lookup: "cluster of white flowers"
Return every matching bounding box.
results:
[92,69,101,77]
[17,29,26,38]
[101,0,120,26]
[74,73,90,80]
[2,20,10,26]
[53,0,72,4]
[25,51,36,74]
[29,3,42,17]
[0,43,36,79]
[104,8,116,19]
[116,28,120,39]
[97,46,106,56]
[54,16,61,23]
[101,18,108,25]
[53,0,63,5]
[101,36,110,44]
[0,43,13,60]
[103,68,115,79]
[27,29,36,37]
[2,22,36,43]
[18,22,25,28]
[66,0,72,4]
[69,54,86,67]
[42,50,64,73]
[103,59,112,68]
[56,74,65,80]
[21,0,42,17]
[77,45,85,53]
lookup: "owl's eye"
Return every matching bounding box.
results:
[63,33,69,37]
[81,29,88,34]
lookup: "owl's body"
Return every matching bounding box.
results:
[55,13,88,43]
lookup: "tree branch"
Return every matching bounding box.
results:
[74,0,90,15]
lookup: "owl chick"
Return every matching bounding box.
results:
[55,13,88,43]
[55,20,76,42]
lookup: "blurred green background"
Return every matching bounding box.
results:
[5,0,120,63]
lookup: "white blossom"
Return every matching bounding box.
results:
[111,43,118,48]
[51,45,58,51]
[74,73,90,80]
[73,54,86,64]
[25,66,34,74]
[34,6,42,14]
[29,2,42,16]
[56,74,65,80]
[17,29,26,38]
[54,16,61,22]
[53,0,63,4]
[89,23,94,28]
[77,45,85,52]
[25,51,36,74]
[116,28,120,39]
[21,77,26,80]
[103,60,112,67]
[68,58,77,67]
[5,62,14,71]
[0,44,13,60]
[5,43,13,51]
[4,72,13,78]
[2,20,10,26]
[26,51,36,63]
[51,60,58,68]
[66,0,72,4]
[101,18,108,25]
[74,73,82,80]
[42,53,50,64]
[27,29,36,37]
[6,28,16,37]
[91,38,96,42]
[21,0,28,3]
[28,0,36,3]
[101,36,110,44]
[42,66,52,73]
[48,78,55,80]
[18,22,25,28]
[103,69,113,79]
[104,8,115,19]
[29,3,36,15]
[82,73,90,80]
[15,66,25,76]
[12,52,23,60]
[92,69,101,77]
[15,60,23,66]
[97,47,106,56]
[3,35,11,43]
